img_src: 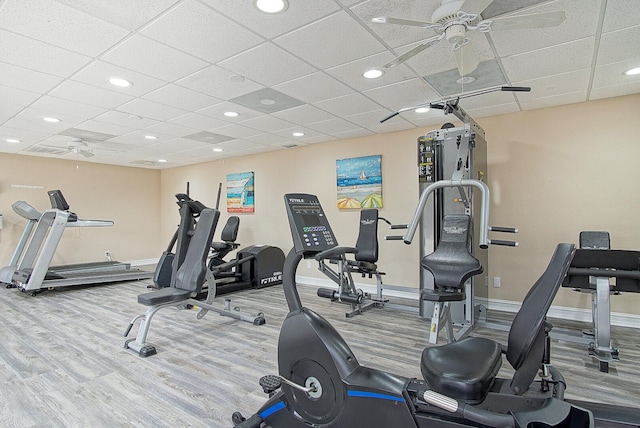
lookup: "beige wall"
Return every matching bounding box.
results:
[1,94,638,316]
[0,154,161,266]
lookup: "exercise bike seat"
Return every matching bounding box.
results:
[421,243,576,402]
[211,216,240,255]
[421,214,482,301]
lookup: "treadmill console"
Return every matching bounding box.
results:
[284,193,337,256]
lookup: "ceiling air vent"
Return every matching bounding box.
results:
[25,146,68,156]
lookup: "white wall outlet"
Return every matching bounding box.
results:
[493,276,501,288]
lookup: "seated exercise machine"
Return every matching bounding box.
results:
[562,231,640,372]
[124,202,265,358]
[315,208,391,318]
[207,215,285,296]
[231,193,599,428]
[154,193,284,297]
[4,190,152,295]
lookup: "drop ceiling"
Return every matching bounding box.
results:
[0,0,638,169]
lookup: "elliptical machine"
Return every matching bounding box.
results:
[231,192,593,428]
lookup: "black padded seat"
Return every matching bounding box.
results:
[421,337,502,402]
[421,215,483,292]
[421,289,465,302]
[137,287,192,306]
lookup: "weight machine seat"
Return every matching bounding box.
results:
[421,214,482,301]
[346,209,384,275]
[138,287,192,306]
[421,243,576,402]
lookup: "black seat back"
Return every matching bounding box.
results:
[221,216,240,243]
[421,214,482,289]
[354,209,379,263]
[506,243,576,394]
[173,208,219,293]
[579,231,610,249]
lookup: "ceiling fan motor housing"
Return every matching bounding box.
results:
[445,24,466,44]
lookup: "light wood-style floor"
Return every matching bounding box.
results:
[1,277,638,427]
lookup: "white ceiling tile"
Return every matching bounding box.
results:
[330,128,376,139]
[325,51,418,91]
[0,0,129,56]
[238,115,296,133]
[0,126,53,144]
[306,117,362,135]
[274,72,353,104]
[48,80,134,109]
[202,0,341,39]
[117,98,187,121]
[101,34,208,82]
[207,123,263,139]
[0,102,23,121]
[518,91,587,110]
[143,84,221,111]
[1,85,41,107]
[176,65,265,99]
[592,59,640,88]
[367,119,417,134]
[602,0,640,32]
[590,81,640,101]
[218,43,317,87]
[106,130,167,147]
[275,11,387,69]
[5,107,86,133]
[315,93,384,117]
[465,103,521,119]
[75,120,138,137]
[272,104,337,125]
[501,37,594,82]
[30,96,107,120]
[0,62,63,93]
[141,0,263,63]
[56,0,181,31]
[271,127,328,141]
[246,133,296,145]
[596,26,640,66]
[210,139,266,152]
[93,110,160,129]
[363,78,441,109]
[197,102,265,122]
[0,29,91,77]
[513,70,591,102]
[343,108,408,128]
[144,122,200,138]
[71,61,167,97]
[168,112,229,130]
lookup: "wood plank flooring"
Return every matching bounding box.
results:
[0,277,638,427]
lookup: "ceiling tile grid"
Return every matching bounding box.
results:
[0,0,638,168]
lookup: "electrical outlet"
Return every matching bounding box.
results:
[493,277,501,288]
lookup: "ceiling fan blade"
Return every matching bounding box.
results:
[480,10,566,31]
[460,0,493,15]
[454,41,480,75]
[372,17,441,30]
[384,34,444,68]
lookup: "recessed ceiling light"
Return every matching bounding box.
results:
[43,117,61,123]
[415,107,430,113]
[456,76,476,84]
[144,135,158,140]
[254,0,288,13]
[109,77,133,87]
[224,111,239,117]
[213,148,223,152]
[158,159,167,163]
[292,132,305,137]
[623,67,640,76]
[363,69,384,79]
[6,138,21,143]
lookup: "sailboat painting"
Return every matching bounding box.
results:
[226,171,255,213]
[336,155,383,209]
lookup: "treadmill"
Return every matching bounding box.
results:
[0,200,130,284]
[9,190,153,295]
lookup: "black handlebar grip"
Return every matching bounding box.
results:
[489,239,518,247]
[380,111,400,123]
[385,235,405,240]
[501,86,531,92]
[489,226,518,233]
[124,323,133,337]
[233,413,264,428]
[390,224,408,229]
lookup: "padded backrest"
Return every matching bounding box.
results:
[421,214,482,289]
[221,216,240,243]
[354,209,378,263]
[506,243,576,394]
[47,190,70,211]
[173,208,220,292]
[579,231,610,249]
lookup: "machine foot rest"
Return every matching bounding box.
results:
[124,338,157,358]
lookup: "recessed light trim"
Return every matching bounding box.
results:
[224,111,239,117]
[109,77,133,87]
[144,135,158,140]
[415,107,430,113]
[254,0,288,13]
[43,117,61,123]
[213,148,223,152]
[6,138,21,143]
[363,69,384,79]
[623,67,640,76]
[158,159,167,163]
[292,132,305,137]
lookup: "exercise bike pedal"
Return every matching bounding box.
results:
[259,374,282,393]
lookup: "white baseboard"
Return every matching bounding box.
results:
[128,258,159,267]
[298,275,640,328]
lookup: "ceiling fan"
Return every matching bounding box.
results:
[40,138,96,158]
[372,0,566,75]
